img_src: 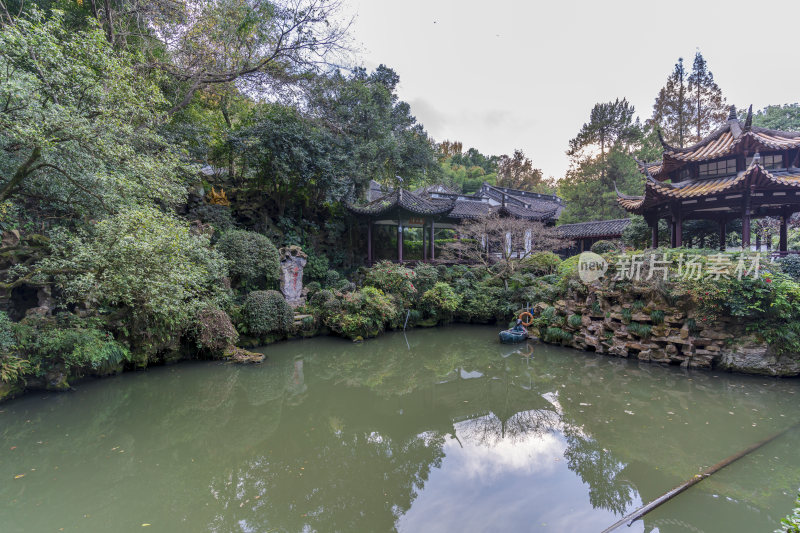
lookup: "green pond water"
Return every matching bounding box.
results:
[2,325,800,533]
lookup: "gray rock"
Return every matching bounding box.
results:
[719,339,800,376]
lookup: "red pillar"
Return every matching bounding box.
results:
[674,215,682,247]
[397,219,403,263]
[430,221,435,261]
[422,221,427,262]
[780,213,788,253]
[367,221,373,265]
[650,220,659,248]
[742,199,751,250]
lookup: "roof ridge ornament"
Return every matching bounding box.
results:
[744,104,753,131]
[728,105,737,122]
[657,128,678,152]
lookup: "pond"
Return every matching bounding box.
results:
[1,325,799,532]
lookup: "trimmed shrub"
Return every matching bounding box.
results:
[521,251,562,276]
[216,230,280,287]
[242,290,293,338]
[304,253,330,283]
[567,314,583,328]
[191,307,239,355]
[590,240,619,254]
[324,269,341,288]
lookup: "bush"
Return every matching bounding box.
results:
[14,315,130,376]
[324,269,341,288]
[364,261,417,305]
[304,253,330,283]
[778,490,800,533]
[216,229,280,287]
[242,290,293,338]
[0,354,30,383]
[521,251,562,276]
[0,311,16,353]
[191,307,238,355]
[45,206,229,359]
[558,254,581,279]
[191,204,234,233]
[590,240,620,254]
[567,314,583,328]
[305,281,322,296]
[322,287,402,340]
[420,282,462,319]
[457,285,502,323]
[779,255,800,281]
[412,263,440,294]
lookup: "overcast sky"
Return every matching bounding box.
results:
[341,0,800,179]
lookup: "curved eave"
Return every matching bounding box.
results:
[617,164,800,215]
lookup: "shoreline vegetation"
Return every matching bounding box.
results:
[5,248,800,404]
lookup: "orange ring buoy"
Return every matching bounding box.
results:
[519,311,534,326]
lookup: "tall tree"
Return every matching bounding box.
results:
[496,149,543,191]
[687,51,727,142]
[752,104,800,131]
[568,98,637,179]
[652,57,691,147]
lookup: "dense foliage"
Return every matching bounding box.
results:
[242,290,294,339]
[216,230,280,288]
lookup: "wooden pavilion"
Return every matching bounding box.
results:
[617,106,800,252]
[347,181,564,264]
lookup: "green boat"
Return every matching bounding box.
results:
[499,329,527,344]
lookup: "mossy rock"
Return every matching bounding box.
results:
[0,380,24,403]
[417,317,440,328]
[223,346,264,364]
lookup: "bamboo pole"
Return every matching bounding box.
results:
[601,424,796,533]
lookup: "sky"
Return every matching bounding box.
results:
[340,0,800,179]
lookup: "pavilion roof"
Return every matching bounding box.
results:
[637,106,800,180]
[348,181,563,222]
[617,163,800,214]
[556,218,631,239]
[347,188,455,216]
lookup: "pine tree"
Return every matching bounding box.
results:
[687,51,727,143]
[567,98,637,180]
[652,58,691,147]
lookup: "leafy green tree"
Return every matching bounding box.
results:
[0,9,187,220]
[559,100,657,223]
[496,149,544,191]
[568,98,637,179]
[687,51,727,142]
[652,57,692,147]
[307,65,440,196]
[43,205,229,358]
[752,104,800,131]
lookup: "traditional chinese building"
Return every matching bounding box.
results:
[617,106,800,252]
[555,218,632,254]
[347,180,564,263]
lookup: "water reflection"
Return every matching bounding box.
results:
[0,325,798,532]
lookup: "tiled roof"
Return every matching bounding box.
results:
[348,181,564,222]
[347,189,454,216]
[617,164,800,213]
[638,107,800,180]
[556,219,631,239]
[448,199,491,219]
